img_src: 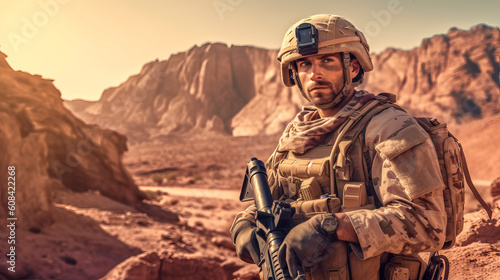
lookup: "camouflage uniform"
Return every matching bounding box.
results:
[231,14,447,280]
[231,90,447,279]
[345,102,447,260]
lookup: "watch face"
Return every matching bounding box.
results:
[322,216,338,233]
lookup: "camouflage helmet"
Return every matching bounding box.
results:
[277,14,373,108]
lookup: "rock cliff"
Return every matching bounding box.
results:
[65,25,500,142]
[360,24,500,124]
[0,51,144,228]
[64,43,302,142]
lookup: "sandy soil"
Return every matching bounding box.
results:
[2,134,498,280]
[1,185,257,280]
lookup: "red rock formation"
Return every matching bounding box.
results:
[64,43,303,142]
[0,51,144,228]
[66,25,500,143]
[360,24,500,124]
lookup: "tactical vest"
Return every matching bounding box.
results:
[272,93,492,280]
[275,96,388,280]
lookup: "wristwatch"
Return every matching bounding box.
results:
[321,214,339,242]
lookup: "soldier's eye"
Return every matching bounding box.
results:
[298,61,311,67]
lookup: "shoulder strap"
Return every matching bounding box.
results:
[457,140,493,219]
[328,97,395,197]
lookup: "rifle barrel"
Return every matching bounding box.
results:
[247,158,274,212]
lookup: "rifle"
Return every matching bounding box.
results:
[240,157,306,280]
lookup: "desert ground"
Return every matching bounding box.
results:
[3,133,498,280]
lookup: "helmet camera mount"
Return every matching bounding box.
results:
[296,23,319,56]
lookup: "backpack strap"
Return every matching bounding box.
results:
[457,140,493,219]
[328,95,396,198]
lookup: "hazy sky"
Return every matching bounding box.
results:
[1,0,499,101]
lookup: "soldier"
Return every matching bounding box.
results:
[231,14,447,280]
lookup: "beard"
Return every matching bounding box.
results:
[305,80,339,105]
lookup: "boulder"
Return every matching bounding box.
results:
[101,252,229,280]
[0,51,144,228]
[100,252,161,280]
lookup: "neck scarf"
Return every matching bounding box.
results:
[278,90,375,154]
[266,90,375,198]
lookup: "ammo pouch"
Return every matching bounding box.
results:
[342,182,376,212]
[278,154,331,200]
[289,197,347,280]
[289,197,341,225]
[306,241,349,280]
[383,254,426,280]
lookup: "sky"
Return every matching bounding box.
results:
[1,0,499,101]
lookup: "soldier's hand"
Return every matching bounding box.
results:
[232,220,264,264]
[278,214,331,278]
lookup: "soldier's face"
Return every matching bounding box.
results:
[296,53,358,106]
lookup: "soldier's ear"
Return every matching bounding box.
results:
[350,58,360,81]
[289,68,296,85]
[289,62,298,85]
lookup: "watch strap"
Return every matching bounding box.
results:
[328,228,338,242]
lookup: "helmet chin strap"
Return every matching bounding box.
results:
[294,52,360,110]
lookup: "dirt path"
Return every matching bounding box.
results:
[141,186,241,200]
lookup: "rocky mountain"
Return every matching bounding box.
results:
[65,24,500,143]
[360,24,500,124]
[0,51,145,228]
[64,43,303,143]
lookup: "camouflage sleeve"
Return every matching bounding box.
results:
[346,107,447,260]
